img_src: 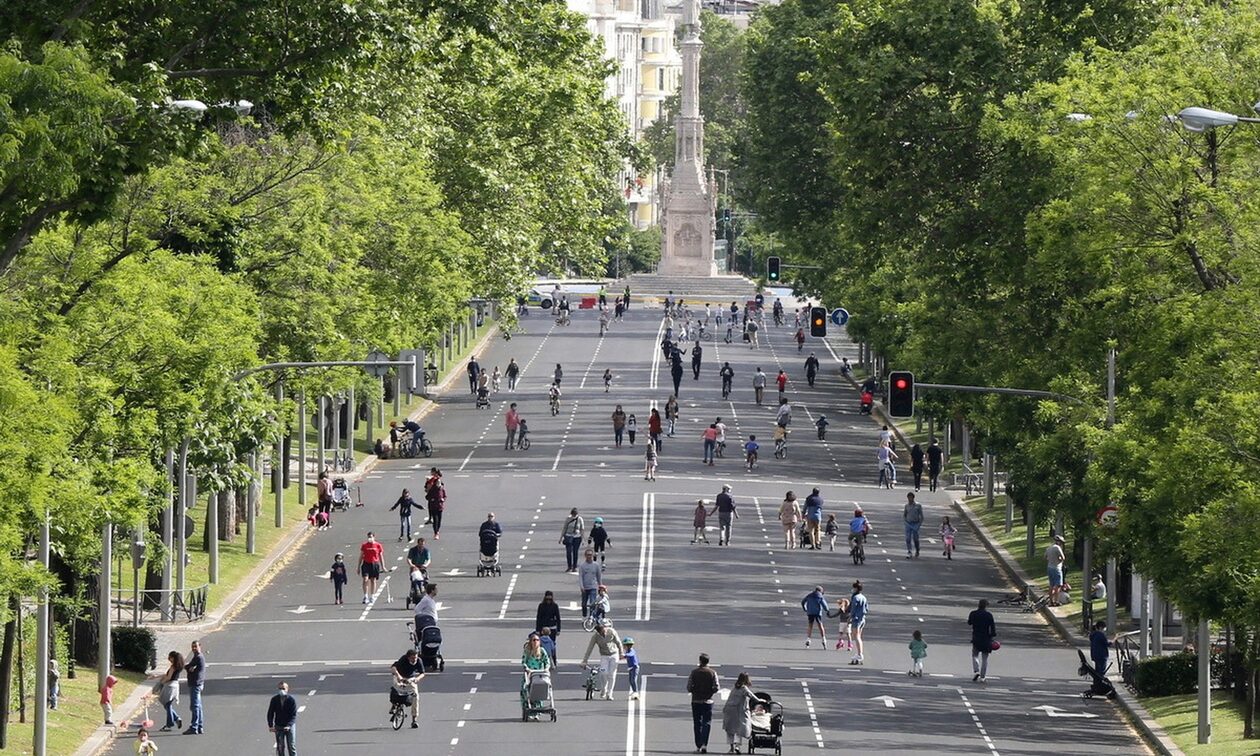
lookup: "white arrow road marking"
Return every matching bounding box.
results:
[1031,705,1098,719]
[442,569,464,576]
[287,605,314,615]
[870,695,903,709]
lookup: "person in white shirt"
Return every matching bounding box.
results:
[414,583,439,630]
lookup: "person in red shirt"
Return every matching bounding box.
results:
[358,532,385,604]
[776,370,788,400]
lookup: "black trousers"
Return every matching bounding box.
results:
[691,702,713,748]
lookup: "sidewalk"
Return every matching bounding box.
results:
[74,322,500,756]
[876,410,1184,756]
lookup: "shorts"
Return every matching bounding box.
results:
[851,618,866,631]
[1047,565,1063,587]
[362,562,381,579]
[806,614,822,626]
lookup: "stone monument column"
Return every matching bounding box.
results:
[658,0,717,277]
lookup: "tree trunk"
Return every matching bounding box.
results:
[1245,629,1257,739]
[234,487,247,536]
[218,489,235,542]
[16,605,24,724]
[0,594,17,747]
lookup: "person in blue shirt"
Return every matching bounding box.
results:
[1089,620,1111,677]
[623,637,641,700]
[848,581,869,665]
[800,586,829,647]
[744,435,760,470]
[848,508,870,549]
[803,489,824,549]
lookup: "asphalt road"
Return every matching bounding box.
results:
[108,302,1148,755]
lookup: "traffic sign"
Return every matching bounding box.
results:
[365,350,391,378]
[830,308,849,326]
[1096,504,1118,527]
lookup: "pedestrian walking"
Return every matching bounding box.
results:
[723,673,764,751]
[158,651,184,731]
[1046,535,1066,606]
[316,470,333,523]
[424,470,446,539]
[824,514,839,551]
[719,362,734,398]
[778,492,801,549]
[627,414,638,445]
[801,586,829,647]
[687,653,721,753]
[467,356,481,394]
[1090,620,1111,677]
[553,363,563,386]
[358,531,384,604]
[185,640,205,734]
[535,591,562,662]
[940,516,957,558]
[671,359,684,397]
[580,621,624,700]
[491,366,501,393]
[560,509,584,572]
[701,424,719,465]
[266,681,298,756]
[588,517,612,564]
[505,358,520,391]
[753,368,766,405]
[47,659,59,711]
[330,553,348,604]
[849,581,869,665]
[908,630,928,677]
[624,637,641,700]
[648,408,663,451]
[803,488,824,549]
[903,492,923,559]
[710,485,738,545]
[624,284,631,309]
[504,403,520,449]
[691,343,703,379]
[804,352,819,387]
[692,500,710,543]
[927,437,943,491]
[910,443,925,491]
[390,488,417,542]
[968,598,997,682]
[794,327,806,352]
[611,405,627,447]
[604,368,613,392]
[645,442,658,481]
[746,318,759,348]
[775,370,788,400]
[665,396,680,436]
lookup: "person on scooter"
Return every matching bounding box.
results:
[860,390,874,414]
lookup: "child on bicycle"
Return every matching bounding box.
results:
[772,424,787,450]
[591,585,611,623]
[744,435,760,470]
[516,418,529,446]
[939,516,957,558]
[588,517,612,564]
[692,499,710,544]
[824,513,839,552]
[815,414,829,439]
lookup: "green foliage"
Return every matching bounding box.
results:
[111,626,157,673]
[1134,651,1225,697]
[606,225,661,277]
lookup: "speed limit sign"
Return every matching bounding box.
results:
[1095,505,1118,527]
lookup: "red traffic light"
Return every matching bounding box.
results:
[894,378,908,390]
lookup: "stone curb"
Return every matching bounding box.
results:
[951,494,1184,756]
[78,323,501,756]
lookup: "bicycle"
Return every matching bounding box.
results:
[518,431,531,450]
[549,396,560,416]
[401,436,434,458]
[582,665,599,701]
[773,436,787,460]
[555,312,570,326]
[331,450,354,472]
[697,328,714,342]
[850,534,867,565]
[423,366,439,386]
[996,590,1050,613]
[388,675,421,731]
[745,450,758,471]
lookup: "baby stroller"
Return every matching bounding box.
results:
[522,668,557,722]
[747,691,783,755]
[330,478,351,512]
[404,568,427,610]
[477,529,502,577]
[475,385,490,409]
[1077,649,1117,699]
[419,625,445,672]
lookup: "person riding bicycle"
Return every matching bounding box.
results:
[772,425,788,455]
[714,417,728,456]
[815,415,829,439]
[775,399,792,428]
[391,649,426,729]
[848,508,871,549]
[548,382,561,411]
[744,435,760,469]
[719,362,734,397]
[773,298,784,324]
[402,419,426,450]
[590,585,611,624]
[859,389,874,414]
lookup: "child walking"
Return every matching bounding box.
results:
[624,637,641,700]
[626,415,637,445]
[491,366,501,393]
[824,514,839,552]
[330,553,348,605]
[692,500,710,544]
[909,630,928,677]
[644,443,658,481]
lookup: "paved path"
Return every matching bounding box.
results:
[105,303,1148,755]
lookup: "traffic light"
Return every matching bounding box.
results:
[809,306,827,337]
[767,256,781,281]
[888,371,915,418]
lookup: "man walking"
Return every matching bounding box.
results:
[358,532,384,604]
[688,653,721,753]
[804,352,820,387]
[183,640,205,735]
[671,355,684,397]
[967,599,997,682]
[505,358,520,392]
[803,488,824,549]
[903,492,924,559]
[467,356,481,394]
[691,343,703,379]
[710,485,738,546]
[927,437,944,492]
[580,620,624,700]
[560,508,584,573]
[266,681,298,756]
[577,549,603,617]
[753,368,766,405]
[504,403,520,450]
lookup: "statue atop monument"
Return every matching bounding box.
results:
[658,0,717,277]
